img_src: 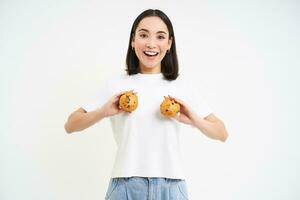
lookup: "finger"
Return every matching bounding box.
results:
[173,113,180,121]
[168,95,179,102]
[112,95,121,103]
[114,90,132,98]
[123,89,138,95]
[128,89,138,94]
[168,95,185,105]
[116,109,123,115]
[117,104,122,110]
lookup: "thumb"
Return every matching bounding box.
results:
[173,112,181,121]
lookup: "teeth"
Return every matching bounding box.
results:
[144,51,158,56]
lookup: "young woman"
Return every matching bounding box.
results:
[65,9,228,200]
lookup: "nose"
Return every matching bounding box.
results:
[146,37,156,49]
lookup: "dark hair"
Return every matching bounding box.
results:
[125,9,179,80]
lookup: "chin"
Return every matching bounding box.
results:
[141,61,160,68]
[145,64,158,68]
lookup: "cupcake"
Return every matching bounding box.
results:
[160,96,180,117]
[119,91,138,112]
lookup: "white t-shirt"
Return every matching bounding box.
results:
[82,72,212,180]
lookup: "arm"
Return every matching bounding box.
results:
[169,95,228,142]
[64,107,106,134]
[64,91,127,134]
[192,114,228,142]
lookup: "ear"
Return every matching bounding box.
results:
[131,34,135,49]
[168,37,173,50]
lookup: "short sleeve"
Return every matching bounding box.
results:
[81,80,112,113]
[190,87,213,118]
[180,78,213,119]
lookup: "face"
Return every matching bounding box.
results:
[131,16,172,74]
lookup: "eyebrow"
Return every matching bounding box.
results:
[137,28,167,35]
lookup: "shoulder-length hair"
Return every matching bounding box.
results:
[125,9,179,80]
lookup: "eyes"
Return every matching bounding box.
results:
[139,33,166,40]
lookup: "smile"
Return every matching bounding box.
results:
[144,51,159,57]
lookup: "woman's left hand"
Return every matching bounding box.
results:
[168,95,198,126]
[168,95,228,142]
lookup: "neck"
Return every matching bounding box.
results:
[139,64,161,74]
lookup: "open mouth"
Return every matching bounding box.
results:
[144,51,159,57]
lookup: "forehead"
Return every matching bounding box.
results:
[136,16,169,34]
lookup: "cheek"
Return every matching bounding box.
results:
[159,41,170,50]
[134,39,146,49]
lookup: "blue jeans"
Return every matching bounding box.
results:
[105,176,189,200]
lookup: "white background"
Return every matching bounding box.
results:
[1,0,299,199]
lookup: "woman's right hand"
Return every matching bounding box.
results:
[100,90,132,118]
[64,90,132,134]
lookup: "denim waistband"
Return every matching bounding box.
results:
[113,176,185,183]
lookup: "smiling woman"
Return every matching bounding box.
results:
[131,16,172,74]
[64,8,228,200]
[125,9,179,80]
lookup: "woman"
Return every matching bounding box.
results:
[64,9,228,200]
